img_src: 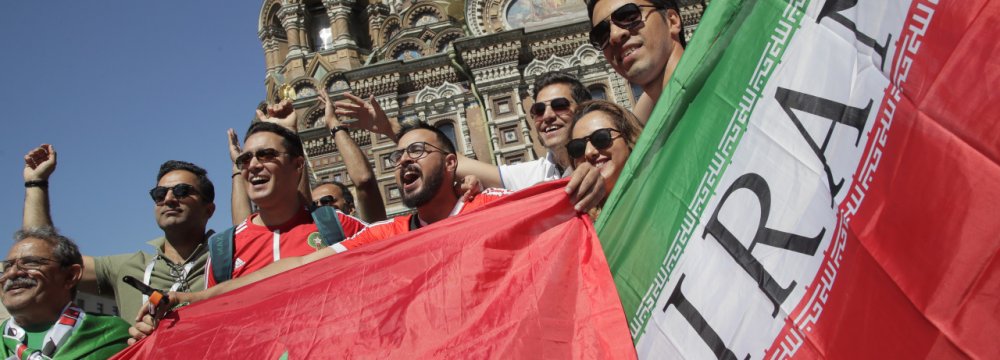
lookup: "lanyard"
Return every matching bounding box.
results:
[272,230,282,262]
[3,303,83,360]
[142,256,195,305]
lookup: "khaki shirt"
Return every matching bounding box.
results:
[93,234,210,324]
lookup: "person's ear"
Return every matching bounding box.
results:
[445,153,458,173]
[667,9,682,37]
[65,264,83,290]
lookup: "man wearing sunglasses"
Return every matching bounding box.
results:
[587,0,685,123]
[208,121,367,287]
[311,181,355,215]
[21,144,216,324]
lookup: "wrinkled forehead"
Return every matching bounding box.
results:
[7,238,54,260]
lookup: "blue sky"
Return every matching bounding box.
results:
[0,2,266,256]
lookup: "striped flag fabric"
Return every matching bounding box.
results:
[597,0,999,358]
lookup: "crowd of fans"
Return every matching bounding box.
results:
[1,0,687,357]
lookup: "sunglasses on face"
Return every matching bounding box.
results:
[529,97,573,118]
[589,3,663,50]
[234,148,288,171]
[149,183,200,204]
[566,128,623,159]
[1,256,58,273]
[313,195,340,209]
[388,142,448,168]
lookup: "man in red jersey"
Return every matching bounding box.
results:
[130,123,508,340]
[205,118,367,287]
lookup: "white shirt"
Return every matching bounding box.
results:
[498,152,572,191]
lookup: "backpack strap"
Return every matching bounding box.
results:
[311,206,346,246]
[207,227,235,284]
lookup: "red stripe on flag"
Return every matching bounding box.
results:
[767,1,1000,358]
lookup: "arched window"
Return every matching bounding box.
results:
[307,3,332,52]
[437,122,458,150]
[589,85,608,100]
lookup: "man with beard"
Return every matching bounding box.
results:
[330,124,510,251]
[0,227,130,358]
[22,144,216,324]
[128,124,509,338]
[587,0,685,122]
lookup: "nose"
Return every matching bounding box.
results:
[247,154,265,172]
[608,22,631,49]
[162,188,179,204]
[584,140,600,161]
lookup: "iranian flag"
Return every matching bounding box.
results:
[597,0,999,358]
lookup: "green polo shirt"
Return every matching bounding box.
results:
[93,234,210,324]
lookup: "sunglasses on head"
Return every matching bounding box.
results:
[529,97,573,118]
[566,128,623,159]
[313,195,339,209]
[234,148,288,171]
[388,142,448,168]
[589,3,663,50]
[149,183,200,204]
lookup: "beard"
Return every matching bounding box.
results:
[402,162,445,208]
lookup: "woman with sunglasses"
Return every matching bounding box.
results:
[566,100,644,221]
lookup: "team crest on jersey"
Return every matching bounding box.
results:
[306,232,327,250]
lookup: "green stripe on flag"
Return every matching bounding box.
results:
[595,0,810,341]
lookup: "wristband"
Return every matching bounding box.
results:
[330,126,349,136]
[25,180,48,188]
[231,172,241,178]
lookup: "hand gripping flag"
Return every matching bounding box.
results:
[113,181,636,359]
[596,0,999,358]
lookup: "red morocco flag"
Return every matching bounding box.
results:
[113,181,635,359]
[596,0,1000,358]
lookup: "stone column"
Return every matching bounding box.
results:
[367,3,389,47]
[512,91,537,160]
[278,3,306,57]
[324,0,356,45]
[455,104,475,157]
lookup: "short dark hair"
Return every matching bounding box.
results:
[245,122,305,159]
[314,181,354,206]
[586,0,686,49]
[396,122,456,154]
[14,226,83,296]
[533,71,592,104]
[157,160,215,203]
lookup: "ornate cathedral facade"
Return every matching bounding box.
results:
[256,0,708,215]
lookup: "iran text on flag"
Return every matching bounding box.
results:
[597,0,999,358]
[113,182,635,359]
